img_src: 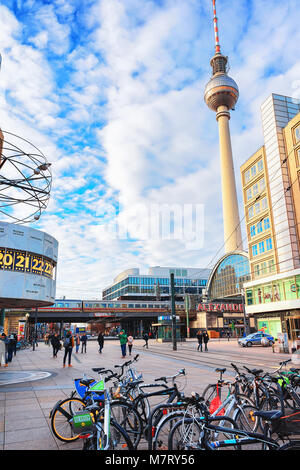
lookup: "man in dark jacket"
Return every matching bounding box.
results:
[81,333,87,354]
[97,333,104,354]
[51,333,61,358]
[203,330,209,351]
[196,330,203,352]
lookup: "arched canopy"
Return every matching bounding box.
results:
[206,252,250,300]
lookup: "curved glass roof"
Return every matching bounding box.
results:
[208,253,250,299]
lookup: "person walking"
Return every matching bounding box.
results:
[196,330,203,352]
[6,335,15,363]
[118,329,127,358]
[75,334,80,354]
[0,334,7,367]
[51,333,61,358]
[203,330,210,352]
[97,332,104,354]
[63,331,74,368]
[127,334,134,356]
[81,333,87,354]
[142,332,149,349]
[13,333,18,356]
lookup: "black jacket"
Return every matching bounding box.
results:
[203,332,209,343]
[196,333,203,343]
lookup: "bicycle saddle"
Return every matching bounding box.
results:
[290,368,300,373]
[92,367,106,372]
[79,378,96,387]
[215,368,226,374]
[253,410,283,421]
[244,367,263,376]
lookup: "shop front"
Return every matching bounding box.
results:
[244,269,300,353]
[152,315,184,342]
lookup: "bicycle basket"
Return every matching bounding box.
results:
[71,411,94,434]
[271,410,300,436]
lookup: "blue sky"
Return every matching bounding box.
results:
[0,0,299,298]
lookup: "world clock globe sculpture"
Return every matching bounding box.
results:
[204,0,242,254]
[0,53,58,314]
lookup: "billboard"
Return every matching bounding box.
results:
[0,222,58,308]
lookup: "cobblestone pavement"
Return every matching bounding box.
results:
[0,338,290,450]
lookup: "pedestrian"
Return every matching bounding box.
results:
[118,329,127,358]
[97,332,104,354]
[203,330,209,351]
[7,335,15,363]
[0,334,7,367]
[13,333,18,356]
[63,331,74,368]
[127,333,134,356]
[75,334,80,354]
[226,330,231,341]
[51,333,61,358]
[81,333,87,353]
[142,332,149,349]
[196,330,203,352]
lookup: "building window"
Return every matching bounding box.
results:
[254,264,260,277]
[268,259,275,273]
[251,165,257,178]
[259,241,265,253]
[261,197,268,210]
[261,261,268,275]
[264,217,270,230]
[252,244,258,256]
[259,178,265,191]
[257,221,263,234]
[266,238,273,250]
[253,183,259,196]
[255,202,260,214]
[257,160,264,172]
[245,170,250,183]
[246,188,252,200]
[295,125,300,142]
[250,225,256,237]
[248,206,254,218]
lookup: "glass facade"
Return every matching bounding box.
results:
[208,253,251,299]
[246,274,300,305]
[102,275,207,300]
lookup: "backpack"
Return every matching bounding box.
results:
[63,337,71,348]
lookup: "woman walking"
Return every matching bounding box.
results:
[127,333,134,356]
[75,334,80,354]
[63,331,74,368]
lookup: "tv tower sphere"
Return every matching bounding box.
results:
[204,70,239,112]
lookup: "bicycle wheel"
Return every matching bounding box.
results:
[168,417,203,450]
[153,411,187,450]
[50,397,86,442]
[109,401,143,449]
[201,383,228,408]
[278,441,300,450]
[233,404,259,432]
[88,419,134,450]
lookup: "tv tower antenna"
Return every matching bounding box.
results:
[204,0,242,253]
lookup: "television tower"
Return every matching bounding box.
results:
[204,0,242,253]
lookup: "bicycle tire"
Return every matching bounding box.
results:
[50,397,86,442]
[109,401,143,449]
[278,440,300,450]
[168,417,203,450]
[233,404,260,433]
[83,419,134,450]
[152,411,188,450]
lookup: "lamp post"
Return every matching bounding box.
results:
[32,308,38,351]
[185,294,190,339]
[170,273,177,351]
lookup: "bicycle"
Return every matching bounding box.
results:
[168,393,300,451]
